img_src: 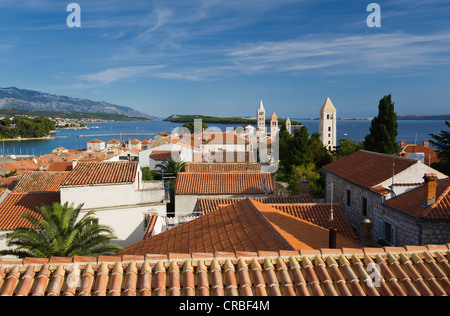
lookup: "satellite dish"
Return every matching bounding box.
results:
[33,159,37,164]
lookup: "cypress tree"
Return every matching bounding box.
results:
[364,94,398,154]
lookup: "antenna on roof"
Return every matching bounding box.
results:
[329,183,337,249]
[329,183,334,226]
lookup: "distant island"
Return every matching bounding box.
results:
[0,87,160,120]
[0,116,55,140]
[164,114,302,126]
[295,114,450,121]
[397,114,450,120]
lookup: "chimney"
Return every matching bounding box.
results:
[328,227,337,249]
[423,173,438,206]
[400,140,406,148]
[423,140,429,148]
[360,219,374,247]
[72,159,78,169]
[299,175,310,196]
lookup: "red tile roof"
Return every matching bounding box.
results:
[0,160,39,175]
[149,150,179,161]
[203,131,250,144]
[87,139,104,143]
[143,213,159,240]
[195,195,314,214]
[398,144,439,165]
[124,199,361,256]
[185,162,260,173]
[0,176,19,191]
[47,161,73,172]
[0,192,60,230]
[384,178,450,219]
[323,150,418,189]
[1,245,449,296]
[175,172,273,195]
[269,203,356,239]
[62,161,138,187]
[13,171,70,193]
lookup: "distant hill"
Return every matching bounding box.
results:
[0,87,159,120]
[165,114,302,125]
[397,114,450,120]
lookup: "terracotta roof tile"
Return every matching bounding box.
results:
[13,171,70,193]
[47,161,73,172]
[398,144,439,165]
[87,139,105,143]
[124,199,360,256]
[384,178,450,219]
[1,245,449,296]
[195,195,314,214]
[323,150,417,189]
[62,161,138,186]
[185,162,260,173]
[269,203,356,239]
[149,150,179,161]
[0,192,60,230]
[175,172,273,195]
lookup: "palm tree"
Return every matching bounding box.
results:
[0,202,124,258]
[156,158,186,217]
[156,158,186,178]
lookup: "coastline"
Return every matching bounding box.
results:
[0,136,55,142]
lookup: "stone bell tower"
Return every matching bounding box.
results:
[319,97,337,151]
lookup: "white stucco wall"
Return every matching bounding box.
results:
[376,161,448,200]
[60,179,167,247]
[139,144,196,169]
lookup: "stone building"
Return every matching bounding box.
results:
[382,175,450,246]
[322,150,448,246]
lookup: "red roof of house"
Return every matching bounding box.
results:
[175,172,273,195]
[323,150,418,189]
[62,161,138,187]
[384,178,450,219]
[149,150,179,161]
[185,162,260,173]
[124,198,360,256]
[195,195,313,214]
[398,143,439,165]
[0,192,60,230]
[47,161,73,172]
[1,244,449,296]
[87,139,105,144]
[269,203,356,239]
[13,172,70,193]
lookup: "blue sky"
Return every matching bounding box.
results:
[0,0,449,119]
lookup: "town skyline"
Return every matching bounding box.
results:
[0,1,449,119]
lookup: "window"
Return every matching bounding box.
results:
[362,197,368,216]
[381,221,396,246]
[346,189,351,206]
[328,127,331,132]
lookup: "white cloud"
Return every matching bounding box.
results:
[81,65,166,84]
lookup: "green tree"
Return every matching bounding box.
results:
[335,138,365,159]
[430,121,450,175]
[0,202,123,258]
[182,122,208,134]
[156,158,186,177]
[364,94,398,154]
[288,163,325,198]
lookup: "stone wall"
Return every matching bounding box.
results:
[325,171,450,247]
